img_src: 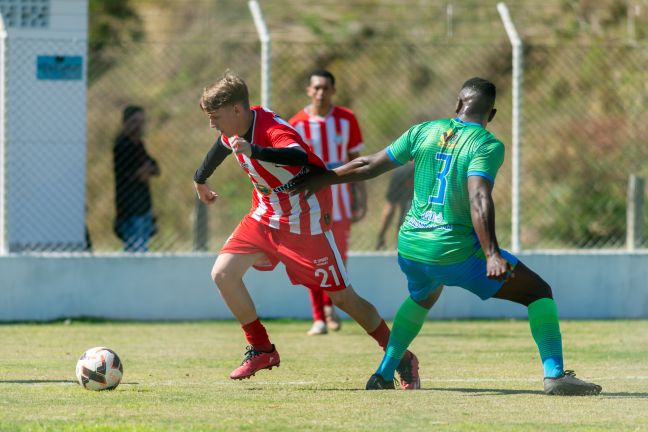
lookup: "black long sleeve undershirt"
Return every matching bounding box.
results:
[194,138,309,184]
[250,144,308,166]
[193,137,230,184]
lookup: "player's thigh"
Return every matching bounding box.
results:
[275,230,349,291]
[493,260,553,306]
[331,219,351,262]
[397,255,443,302]
[212,252,266,283]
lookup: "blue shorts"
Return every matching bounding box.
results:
[397,250,519,301]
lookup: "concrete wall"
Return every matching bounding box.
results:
[1,252,647,321]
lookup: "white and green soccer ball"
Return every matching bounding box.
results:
[75,347,123,391]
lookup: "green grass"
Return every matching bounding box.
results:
[1,320,647,431]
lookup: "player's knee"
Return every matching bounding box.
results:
[528,279,553,304]
[211,265,231,288]
[327,287,353,310]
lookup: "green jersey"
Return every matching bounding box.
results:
[387,118,505,265]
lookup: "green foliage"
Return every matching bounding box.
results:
[88,0,144,81]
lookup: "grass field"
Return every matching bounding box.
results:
[1,319,647,431]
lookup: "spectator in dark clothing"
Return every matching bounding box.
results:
[375,162,414,250]
[113,105,160,252]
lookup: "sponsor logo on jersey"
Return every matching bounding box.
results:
[313,257,329,266]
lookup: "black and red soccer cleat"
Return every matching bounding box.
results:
[396,350,421,390]
[229,345,280,380]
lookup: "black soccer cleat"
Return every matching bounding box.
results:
[543,370,602,396]
[365,373,396,390]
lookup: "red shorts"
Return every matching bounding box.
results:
[331,219,351,263]
[220,215,350,291]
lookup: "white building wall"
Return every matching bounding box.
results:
[1,0,88,251]
[1,252,647,321]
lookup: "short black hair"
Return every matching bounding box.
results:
[309,69,335,87]
[458,78,496,115]
[123,105,144,123]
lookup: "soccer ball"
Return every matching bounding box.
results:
[75,347,123,391]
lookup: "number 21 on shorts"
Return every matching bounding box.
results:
[429,152,452,205]
[315,265,341,288]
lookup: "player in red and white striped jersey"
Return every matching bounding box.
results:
[289,69,368,336]
[193,71,419,388]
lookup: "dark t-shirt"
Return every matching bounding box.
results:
[386,163,415,208]
[113,134,158,218]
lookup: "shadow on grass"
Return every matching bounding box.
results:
[429,387,648,398]
[0,379,78,384]
[0,379,140,385]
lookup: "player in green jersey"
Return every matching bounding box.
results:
[292,77,601,396]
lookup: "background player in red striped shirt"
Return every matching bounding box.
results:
[289,69,368,336]
[193,70,420,388]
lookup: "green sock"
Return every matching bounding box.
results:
[376,296,428,380]
[528,298,564,378]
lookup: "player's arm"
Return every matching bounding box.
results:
[292,149,398,198]
[468,176,512,281]
[348,151,367,222]
[375,199,396,250]
[230,136,309,166]
[193,137,231,205]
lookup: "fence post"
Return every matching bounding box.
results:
[446,2,454,38]
[0,17,6,255]
[248,0,271,108]
[626,174,645,250]
[497,2,523,253]
[193,197,208,252]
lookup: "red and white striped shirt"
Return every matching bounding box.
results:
[220,107,332,235]
[289,105,364,222]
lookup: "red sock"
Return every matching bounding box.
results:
[368,319,391,351]
[241,318,273,352]
[309,290,326,321]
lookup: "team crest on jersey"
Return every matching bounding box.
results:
[241,163,252,171]
[255,184,272,195]
[323,213,331,226]
[440,128,458,148]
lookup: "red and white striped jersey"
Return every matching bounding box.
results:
[289,105,364,222]
[220,106,332,235]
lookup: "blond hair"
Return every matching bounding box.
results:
[200,70,249,112]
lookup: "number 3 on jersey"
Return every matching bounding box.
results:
[429,152,452,205]
[315,265,341,288]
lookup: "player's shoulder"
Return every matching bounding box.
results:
[332,105,358,119]
[287,108,309,125]
[474,127,504,148]
[406,118,451,139]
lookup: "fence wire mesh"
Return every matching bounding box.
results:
[3,32,648,253]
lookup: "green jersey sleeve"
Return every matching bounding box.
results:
[467,139,505,183]
[386,125,419,165]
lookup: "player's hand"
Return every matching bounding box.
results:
[486,252,514,282]
[194,181,218,205]
[230,135,252,157]
[290,168,334,199]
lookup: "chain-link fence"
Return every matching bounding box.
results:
[3,2,648,253]
[83,39,647,253]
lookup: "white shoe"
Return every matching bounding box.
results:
[324,305,342,332]
[307,320,327,336]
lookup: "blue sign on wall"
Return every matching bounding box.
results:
[36,56,83,80]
